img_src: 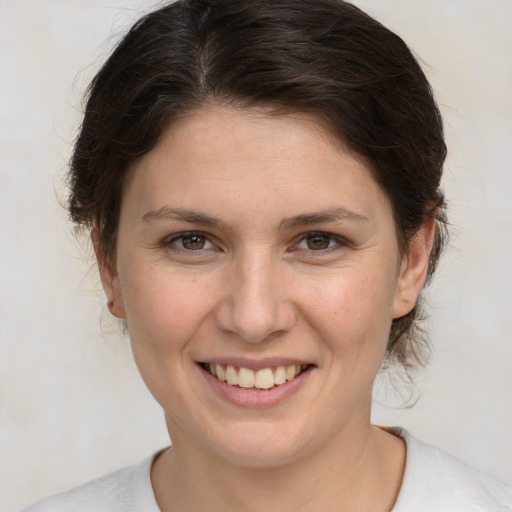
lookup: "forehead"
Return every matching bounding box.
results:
[121,105,390,226]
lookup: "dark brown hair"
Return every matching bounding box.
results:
[69,0,447,371]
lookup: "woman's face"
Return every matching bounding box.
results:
[100,105,429,467]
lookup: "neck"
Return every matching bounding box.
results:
[151,420,405,512]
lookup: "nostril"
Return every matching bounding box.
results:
[214,295,297,344]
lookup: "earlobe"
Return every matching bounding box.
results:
[91,224,126,319]
[392,218,436,319]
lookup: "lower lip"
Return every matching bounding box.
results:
[198,365,313,407]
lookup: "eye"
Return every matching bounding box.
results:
[167,232,215,251]
[295,232,342,251]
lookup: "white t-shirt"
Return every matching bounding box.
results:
[22,430,512,511]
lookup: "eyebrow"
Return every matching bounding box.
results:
[142,207,231,230]
[142,206,368,230]
[279,207,369,229]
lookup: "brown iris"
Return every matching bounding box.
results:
[306,233,331,250]
[181,233,206,250]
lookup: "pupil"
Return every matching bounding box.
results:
[183,234,205,250]
[307,234,329,250]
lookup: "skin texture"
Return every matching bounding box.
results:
[94,105,434,511]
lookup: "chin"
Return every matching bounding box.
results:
[203,421,314,469]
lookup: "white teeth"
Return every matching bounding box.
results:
[206,363,308,389]
[286,365,296,381]
[274,366,287,385]
[254,368,275,389]
[226,365,238,386]
[215,364,226,382]
[238,367,255,388]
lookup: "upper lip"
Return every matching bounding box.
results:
[198,357,314,370]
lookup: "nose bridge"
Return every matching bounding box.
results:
[216,246,294,343]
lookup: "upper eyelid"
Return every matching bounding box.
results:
[290,231,348,251]
[296,231,345,243]
[168,230,206,240]
[163,230,347,249]
[166,231,216,247]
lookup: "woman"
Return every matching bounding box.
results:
[23,0,512,510]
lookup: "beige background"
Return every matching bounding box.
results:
[1,1,511,510]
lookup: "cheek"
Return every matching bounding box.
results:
[120,264,217,350]
[118,266,219,407]
[300,266,398,351]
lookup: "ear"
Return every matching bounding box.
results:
[392,218,436,319]
[91,224,126,319]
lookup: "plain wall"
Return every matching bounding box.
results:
[1,1,511,510]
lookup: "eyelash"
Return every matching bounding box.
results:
[293,231,346,253]
[165,231,215,252]
[164,230,346,255]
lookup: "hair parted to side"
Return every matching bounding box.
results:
[69,0,447,373]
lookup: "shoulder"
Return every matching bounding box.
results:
[21,454,161,512]
[392,428,512,512]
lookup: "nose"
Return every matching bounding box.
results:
[214,249,296,344]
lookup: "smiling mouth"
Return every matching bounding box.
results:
[200,363,311,390]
